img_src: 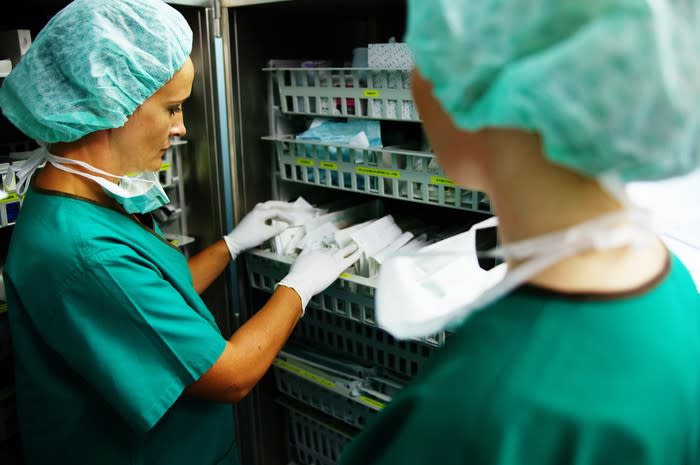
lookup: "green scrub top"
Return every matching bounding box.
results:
[339,254,700,465]
[4,187,239,465]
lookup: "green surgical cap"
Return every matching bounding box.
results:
[0,0,193,143]
[406,0,700,182]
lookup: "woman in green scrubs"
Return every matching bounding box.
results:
[339,1,700,464]
[0,1,359,464]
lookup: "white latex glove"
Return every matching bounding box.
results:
[223,201,299,259]
[277,244,362,314]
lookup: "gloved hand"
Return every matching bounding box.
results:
[277,244,362,314]
[223,201,300,259]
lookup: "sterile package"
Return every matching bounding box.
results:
[296,118,383,158]
[296,222,339,251]
[398,234,430,254]
[269,197,326,255]
[306,200,382,233]
[0,60,10,77]
[367,38,413,69]
[334,220,375,248]
[273,200,382,257]
[350,215,403,276]
[367,231,415,277]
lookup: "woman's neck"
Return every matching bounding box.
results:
[34,133,120,208]
[482,130,621,243]
[481,130,667,292]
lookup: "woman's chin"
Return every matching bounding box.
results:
[151,160,165,172]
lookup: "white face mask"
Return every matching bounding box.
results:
[11,146,169,214]
[375,209,655,339]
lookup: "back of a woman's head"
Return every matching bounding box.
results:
[405,0,700,182]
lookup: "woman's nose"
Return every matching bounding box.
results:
[170,114,187,138]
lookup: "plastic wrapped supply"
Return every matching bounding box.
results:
[296,118,383,159]
[368,37,413,69]
[295,118,383,187]
[269,197,326,255]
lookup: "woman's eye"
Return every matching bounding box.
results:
[168,105,183,116]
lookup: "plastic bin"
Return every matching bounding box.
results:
[264,135,492,213]
[292,306,436,379]
[247,250,440,378]
[282,401,356,465]
[158,147,176,188]
[0,162,23,226]
[266,67,419,122]
[246,249,446,350]
[275,366,378,428]
[273,348,401,429]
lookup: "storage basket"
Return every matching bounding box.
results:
[273,349,400,429]
[291,306,436,378]
[266,67,418,122]
[264,135,492,213]
[283,402,355,465]
[245,249,446,350]
[274,362,378,429]
[158,147,176,188]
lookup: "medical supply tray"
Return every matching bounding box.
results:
[263,135,492,213]
[245,249,442,379]
[279,398,356,465]
[265,67,418,121]
[273,347,403,429]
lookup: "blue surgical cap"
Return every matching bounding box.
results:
[0,0,193,143]
[406,0,700,182]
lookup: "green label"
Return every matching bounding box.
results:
[0,303,7,314]
[159,162,172,172]
[358,395,385,410]
[339,273,351,279]
[363,89,381,98]
[319,161,337,170]
[356,167,400,179]
[0,193,20,204]
[274,359,335,389]
[430,176,455,186]
[296,158,315,167]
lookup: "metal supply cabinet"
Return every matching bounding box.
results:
[223,2,493,464]
[155,139,198,253]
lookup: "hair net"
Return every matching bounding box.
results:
[0,0,193,144]
[406,0,700,182]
